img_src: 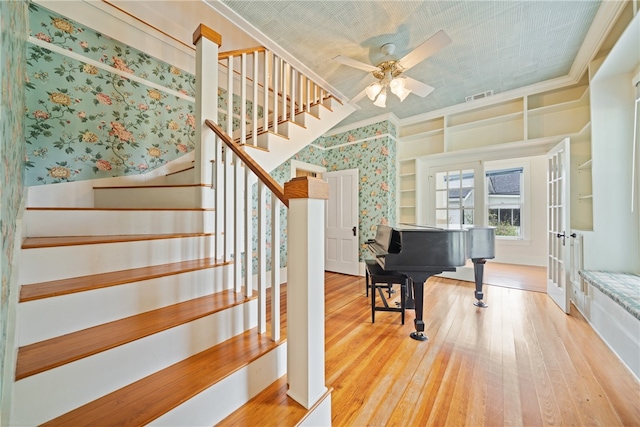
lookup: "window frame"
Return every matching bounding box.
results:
[484,160,531,240]
[485,166,525,240]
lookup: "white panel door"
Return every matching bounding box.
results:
[324,169,359,275]
[547,138,571,313]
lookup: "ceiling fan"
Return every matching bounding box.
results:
[333,30,452,107]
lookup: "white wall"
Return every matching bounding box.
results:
[585,14,640,273]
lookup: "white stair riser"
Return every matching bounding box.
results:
[18,265,233,345]
[294,110,319,127]
[21,236,214,284]
[94,186,213,209]
[160,168,196,185]
[11,300,257,427]
[150,344,287,426]
[25,209,215,236]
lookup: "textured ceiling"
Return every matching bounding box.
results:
[219,0,601,128]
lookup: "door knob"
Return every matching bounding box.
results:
[352,226,357,236]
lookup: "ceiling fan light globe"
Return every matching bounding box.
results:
[366,82,382,101]
[373,90,387,107]
[389,77,405,93]
[395,87,412,102]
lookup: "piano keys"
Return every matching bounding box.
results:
[367,224,495,341]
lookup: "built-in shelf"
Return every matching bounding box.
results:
[397,78,595,231]
[577,159,592,170]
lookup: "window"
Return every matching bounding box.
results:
[486,167,523,238]
[434,169,475,226]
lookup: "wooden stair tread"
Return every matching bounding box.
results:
[22,232,213,249]
[20,257,229,301]
[16,290,254,380]
[41,329,282,427]
[217,376,311,426]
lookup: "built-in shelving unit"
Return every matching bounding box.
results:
[398,159,417,223]
[397,77,594,230]
[570,120,593,231]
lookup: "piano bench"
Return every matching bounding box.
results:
[365,259,409,325]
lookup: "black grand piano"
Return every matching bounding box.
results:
[367,223,495,341]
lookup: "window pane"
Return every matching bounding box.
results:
[463,209,474,224]
[435,209,448,226]
[435,172,447,190]
[486,167,523,238]
[435,190,447,209]
[448,209,461,225]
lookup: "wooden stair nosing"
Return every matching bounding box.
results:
[20,257,230,301]
[15,289,255,380]
[40,328,283,427]
[22,232,214,249]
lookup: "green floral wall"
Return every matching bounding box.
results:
[1,0,28,410]
[261,120,397,267]
[24,4,257,186]
[24,3,197,185]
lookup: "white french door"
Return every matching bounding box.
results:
[324,169,359,275]
[547,138,571,313]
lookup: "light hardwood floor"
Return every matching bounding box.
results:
[324,269,640,426]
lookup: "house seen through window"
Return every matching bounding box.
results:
[486,167,524,238]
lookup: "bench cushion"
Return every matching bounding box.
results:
[579,270,640,321]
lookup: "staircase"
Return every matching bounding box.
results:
[8,25,354,425]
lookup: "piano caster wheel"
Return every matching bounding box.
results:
[474,300,488,308]
[410,331,428,341]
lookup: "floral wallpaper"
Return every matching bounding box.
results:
[1,0,28,410]
[260,119,398,266]
[24,4,259,186]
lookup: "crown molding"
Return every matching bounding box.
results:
[569,0,630,81]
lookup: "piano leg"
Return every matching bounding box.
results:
[404,279,415,310]
[409,279,428,341]
[472,258,488,308]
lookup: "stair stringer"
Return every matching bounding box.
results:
[245,98,356,173]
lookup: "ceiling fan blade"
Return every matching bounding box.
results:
[397,30,452,71]
[349,87,368,104]
[404,77,435,98]
[333,55,379,72]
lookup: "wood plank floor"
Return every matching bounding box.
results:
[323,271,640,426]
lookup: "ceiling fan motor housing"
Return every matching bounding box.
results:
[373,60,405,80]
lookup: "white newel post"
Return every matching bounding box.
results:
[192,25,221,206]
[284,177,330,410]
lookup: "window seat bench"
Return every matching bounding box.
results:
[577,270,640,380]
[578,270,640,321]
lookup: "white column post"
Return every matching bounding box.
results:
[284,177,330,410]
[192,25,221,205]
